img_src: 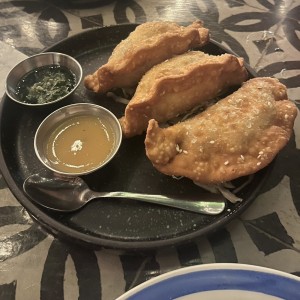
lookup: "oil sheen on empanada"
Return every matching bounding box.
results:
[145,77,297,184]
[84,21,209,93]
[120,51,248,137]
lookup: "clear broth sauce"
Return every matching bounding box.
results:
[44,115,115,173]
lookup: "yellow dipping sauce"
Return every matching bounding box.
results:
[44,115,115,174]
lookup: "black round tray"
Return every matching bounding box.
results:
[0,24,271,251]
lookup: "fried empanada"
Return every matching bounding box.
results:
[84,21,209,93]
[120,51,248,137]
[145,77,297,184]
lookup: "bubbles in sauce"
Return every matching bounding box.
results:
[44,115,115,174]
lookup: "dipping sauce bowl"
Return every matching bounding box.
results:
[6,52,82,106]
[34,103,122,176]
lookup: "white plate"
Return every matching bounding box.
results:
[116,263,300,300]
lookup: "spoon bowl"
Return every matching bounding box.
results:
[23,174,226,215]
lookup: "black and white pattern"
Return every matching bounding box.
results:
[0,0,299,299]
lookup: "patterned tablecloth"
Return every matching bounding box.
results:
[0,0,299,299]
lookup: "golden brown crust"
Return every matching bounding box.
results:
[145,77,297,184]
[121,51,248,137]
[84,21,209,93]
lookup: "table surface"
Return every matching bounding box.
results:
[0,0,299,299]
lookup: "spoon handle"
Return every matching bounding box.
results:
[92,191,226,215]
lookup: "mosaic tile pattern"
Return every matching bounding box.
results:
[0,0,299,299]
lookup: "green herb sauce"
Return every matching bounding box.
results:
[16,65,76,104]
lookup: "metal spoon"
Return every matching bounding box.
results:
[23,174,226,215]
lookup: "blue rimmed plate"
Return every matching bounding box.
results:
[116,263,300,300]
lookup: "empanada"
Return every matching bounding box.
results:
[84,21,209,93]
[145,77,297,184]
[120,51,248,137]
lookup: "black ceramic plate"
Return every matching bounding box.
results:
[0,24,271,250]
